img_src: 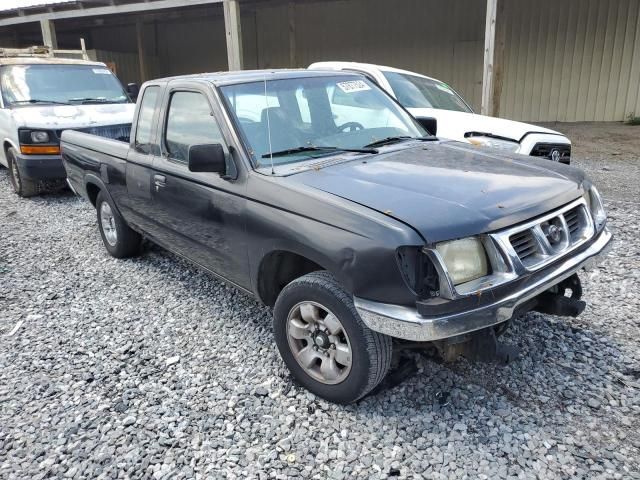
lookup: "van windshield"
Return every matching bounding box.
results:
[0,64,130,107]
[220,75,426,166]
[384,71,473,113]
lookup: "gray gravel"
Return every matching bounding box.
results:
[1,123,639,479]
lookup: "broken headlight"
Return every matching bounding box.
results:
[435,237,489,285]
[396,247,440,297]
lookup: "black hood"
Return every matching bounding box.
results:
[288,142,586,243]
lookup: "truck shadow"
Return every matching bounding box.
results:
[350,311,639,457]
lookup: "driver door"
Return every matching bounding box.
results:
[150,84,249,289]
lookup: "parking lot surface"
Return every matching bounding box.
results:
[1,123,639,479]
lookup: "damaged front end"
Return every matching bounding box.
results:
[355,195,613,362]
[431,273,585,365]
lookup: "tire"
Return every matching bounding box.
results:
[7,147,39,197]
[273,271,392,404]
[96,190,142,258]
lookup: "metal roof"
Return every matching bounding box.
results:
[0,0,224,26]
[0,1,74,13]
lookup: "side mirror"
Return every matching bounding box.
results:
[415,116,438,136]
[127,83,140,101]
[188,143,226,175]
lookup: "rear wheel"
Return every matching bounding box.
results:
[96,190,142,258]
[273,271,392,404]
[7,147,38,197]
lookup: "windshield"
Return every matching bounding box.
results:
[0,64,130,106]
[383,71,472,113]
[220,75,425,166]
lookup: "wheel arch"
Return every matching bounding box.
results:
[83,173,121,215]
[2,139,18,166]
[256,249,329,307]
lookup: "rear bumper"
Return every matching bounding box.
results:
[355,227,612,342]
[14,153,66,180]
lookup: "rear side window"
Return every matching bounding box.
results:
[165,91,225,162]
[134,86,160,153]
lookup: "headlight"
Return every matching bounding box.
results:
[435,237,489,285]
[467,135,520,153]
[585,186,606,230]
[30,131,50,143]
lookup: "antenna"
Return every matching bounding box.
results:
[264,73,275,175]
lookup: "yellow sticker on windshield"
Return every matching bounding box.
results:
[336,80,371,93]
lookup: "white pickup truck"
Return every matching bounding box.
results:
[0,49,135,197]
[309,62,572,164]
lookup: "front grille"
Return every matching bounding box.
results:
[530,143,571,163]
[509,230,539,260]
[503,199,593,271]
[564,205,581,237]
[56,123,131,143]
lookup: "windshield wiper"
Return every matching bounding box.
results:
[363,135,437,148]
[262,145,378,158]
[10,99,70,106]
[68,97,124,104]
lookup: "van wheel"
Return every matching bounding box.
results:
[96,191,142,258]
[273,271,392,404]
[7,148,38,197]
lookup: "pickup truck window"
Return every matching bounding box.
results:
[134,86,159,153]
[220,76,424,166]
[165,91,225,162]
[0,64,129,107]
[383,71,473,113]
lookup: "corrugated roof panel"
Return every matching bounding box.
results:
[0,1,75,13]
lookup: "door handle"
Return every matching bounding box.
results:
[153,174,166,189]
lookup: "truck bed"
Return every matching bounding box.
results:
[61,128,131,199]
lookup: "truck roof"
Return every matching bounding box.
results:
[309,61,439,82]
[0,57,105,67]
[149,69,362,87]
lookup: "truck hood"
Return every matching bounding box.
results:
[407,107,567,144]
[11,103,135,129]
[290,142,585,243]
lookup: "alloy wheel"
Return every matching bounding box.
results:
[100,201,118,246]
[286,301,352,385]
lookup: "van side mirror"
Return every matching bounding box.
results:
[415,116,438,136]
[127,83,140,101]
[188,143,226,175]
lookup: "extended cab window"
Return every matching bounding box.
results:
[165,91,225,162]
[135,86,160,153]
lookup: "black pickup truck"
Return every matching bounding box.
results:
[61,70,612,404]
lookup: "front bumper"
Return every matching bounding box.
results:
[355,227,612,342]
[15,153,66,180]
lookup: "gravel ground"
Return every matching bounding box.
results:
[1,122,639,479]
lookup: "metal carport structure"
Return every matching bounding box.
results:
[1,0,639,123]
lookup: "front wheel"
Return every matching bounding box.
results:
[96,191,142,258]
[7,147,38,197]
[273,271,392,404]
